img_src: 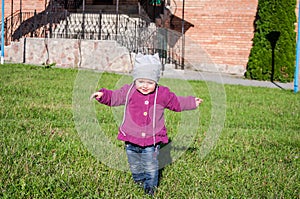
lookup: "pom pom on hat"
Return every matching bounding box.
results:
[133,53,162,83]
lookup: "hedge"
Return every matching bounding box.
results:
[245,0,297,82]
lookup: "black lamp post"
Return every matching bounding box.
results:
[181,0,185,70]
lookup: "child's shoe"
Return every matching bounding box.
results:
[134,180,144,188]
[144,187,155,197]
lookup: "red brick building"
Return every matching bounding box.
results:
[0,0,295,75]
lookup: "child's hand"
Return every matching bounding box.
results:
[195,98,203,107]
[90,92,103,101]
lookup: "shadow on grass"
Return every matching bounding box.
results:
[158,140,197,186]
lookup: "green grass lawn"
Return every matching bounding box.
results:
[0,63,299,198]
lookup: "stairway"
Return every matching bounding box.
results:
[77,5,140,16]
[53,13,118,40]
[51,11,156,53]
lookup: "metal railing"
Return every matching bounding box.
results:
[2,9,183,69]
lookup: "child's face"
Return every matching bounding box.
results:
[135,78,156,95]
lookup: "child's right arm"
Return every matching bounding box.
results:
[90,84,132,106]
[90,92,103,101]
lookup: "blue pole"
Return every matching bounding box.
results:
[1,0,4,64]
[294,1,300,93]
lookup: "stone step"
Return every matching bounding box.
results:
[53,12,150,33]
[77,5,139,15]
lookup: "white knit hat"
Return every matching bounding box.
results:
[132,53,162,83]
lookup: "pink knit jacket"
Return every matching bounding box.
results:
[97,84,197,147]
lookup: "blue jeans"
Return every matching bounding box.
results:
[125,143,160,193]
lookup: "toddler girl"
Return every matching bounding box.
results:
[90,53,203,196]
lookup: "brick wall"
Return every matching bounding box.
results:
[1,0,49,18]
[169,0,258,74]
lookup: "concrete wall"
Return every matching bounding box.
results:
[5,38,133,73]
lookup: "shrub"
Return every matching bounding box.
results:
[245,0,297,82]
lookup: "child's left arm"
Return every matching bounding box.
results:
[164,89,203,111]
[195,98,203,107]
[175,96,203,111]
